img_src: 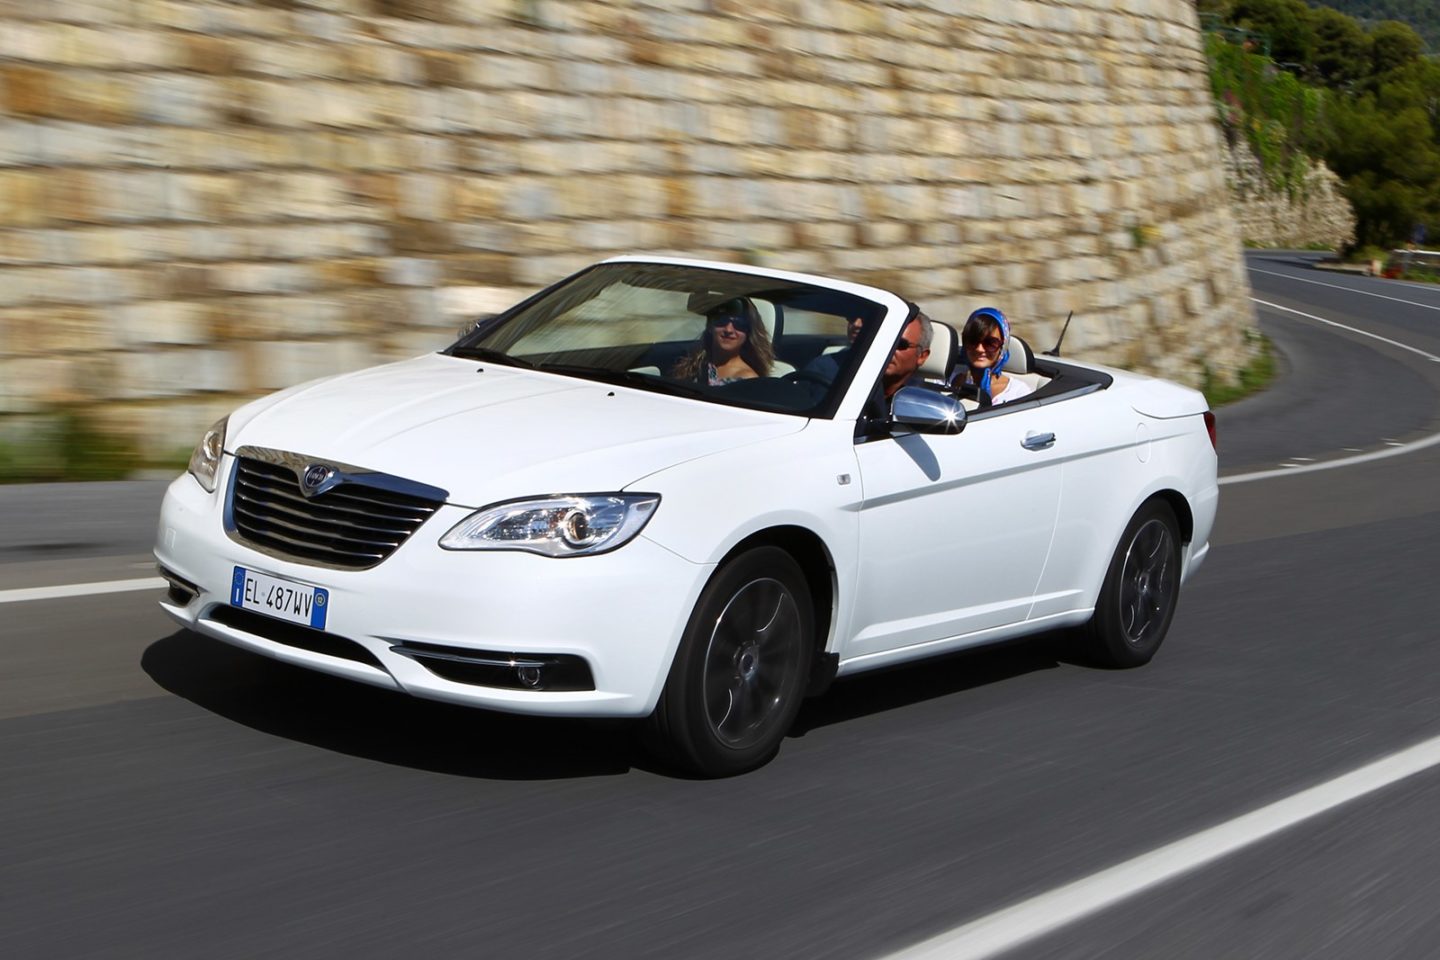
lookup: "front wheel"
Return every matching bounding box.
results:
[646,546,814,777]
[1081,500,1182,668]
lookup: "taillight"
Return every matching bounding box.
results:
[1203,410,1217,452]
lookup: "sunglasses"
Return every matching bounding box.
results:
[965,334,1004,352]
[708,313,751,332]
[895,337,920,351]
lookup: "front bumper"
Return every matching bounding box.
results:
[154,465,712,717]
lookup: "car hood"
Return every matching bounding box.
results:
[227,353,806,506]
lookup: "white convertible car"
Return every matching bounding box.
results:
[156,257,1218,776]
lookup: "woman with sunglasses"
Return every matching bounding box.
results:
[954,306,1033,405]
[672,297,775,385]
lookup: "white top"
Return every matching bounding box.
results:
[993,377,1034,404]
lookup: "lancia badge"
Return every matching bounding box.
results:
[300,463,335,496]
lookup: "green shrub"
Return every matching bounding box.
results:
[0,413,143,483]
[1202,332,1276,408]
[1208,35,1332,196]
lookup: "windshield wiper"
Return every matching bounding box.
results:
[536,364,707,398]
[448,345,535,368]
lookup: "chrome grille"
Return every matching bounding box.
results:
[228,454,445,569]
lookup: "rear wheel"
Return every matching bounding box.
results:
[646,546,814,777]
[1081,500,1181,668]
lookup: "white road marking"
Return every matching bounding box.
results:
[884,289,1440,958]
[1220,299,1440,485]
[1250,298,1440,363]
[883,733,1440,960]
[0,577,165,604]
[1249,266,1440,311]
[1,260,1434,960]
[1221,430,1440,485]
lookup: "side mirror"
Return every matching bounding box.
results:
[891,386,966,435]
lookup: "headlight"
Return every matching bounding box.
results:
[439,494,660,557]
[187,416,228,493]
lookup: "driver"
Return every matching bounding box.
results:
[856,310,934,424]
[882,311,932,399]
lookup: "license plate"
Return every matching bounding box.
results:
[230,566,329,630]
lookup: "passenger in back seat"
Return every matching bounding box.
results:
[952,307,1034,405]
[801,314,865,381]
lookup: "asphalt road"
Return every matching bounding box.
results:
[4,251,1440,960]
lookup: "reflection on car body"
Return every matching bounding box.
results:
[157,256,1219,776]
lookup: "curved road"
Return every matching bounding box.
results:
[4,250,1440,959]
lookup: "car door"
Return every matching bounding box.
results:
[846,404,1064,660]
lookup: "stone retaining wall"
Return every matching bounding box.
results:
[1224,139,1355,250]
[0,0,1254,458]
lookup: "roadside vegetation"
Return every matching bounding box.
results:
[0,414,185,484]
[1308,0,1440,54]
[1201,0,1440,252]
[1202,331,1278,408]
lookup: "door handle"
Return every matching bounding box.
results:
[1021,432,1056,450]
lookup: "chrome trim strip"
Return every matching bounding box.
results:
[232,500,405,548]
[233,473,434,523]
[232,489,416,537]
[390,646,548,670]
[235,522,388,561]
[235,446,449,503]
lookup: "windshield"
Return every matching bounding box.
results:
[446,263,886,417]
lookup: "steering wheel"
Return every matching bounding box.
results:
[954,380,991,408]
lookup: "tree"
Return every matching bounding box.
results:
[1370,20,1424,75]
[1311,7,1371,87]
[1326,93,1440,246]
[1229,0,1318,65]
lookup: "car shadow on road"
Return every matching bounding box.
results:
[790,634,1070,736]
[143,628,1081,780]
[141,630,647,780]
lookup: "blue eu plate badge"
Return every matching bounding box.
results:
[231,566,329,630]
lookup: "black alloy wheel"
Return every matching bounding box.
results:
[646,546,814,777]
[1082,500,1182,668]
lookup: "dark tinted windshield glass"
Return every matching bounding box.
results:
[447,263,885,417]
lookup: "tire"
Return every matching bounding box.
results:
[1081,500,1182,668]
[646,546,814,777]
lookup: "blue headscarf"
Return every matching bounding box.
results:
[964,307,1011,399]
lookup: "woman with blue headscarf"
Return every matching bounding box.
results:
[955,306,1033,405]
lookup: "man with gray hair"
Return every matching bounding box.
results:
[880,309,932,399]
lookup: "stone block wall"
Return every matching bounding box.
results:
[1224,139,1356,250]
[0,0,1254,459]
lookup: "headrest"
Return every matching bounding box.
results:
[1003,334,1034,375]
[686,291,741,315]
[920,320,957,380]
[750,298,777,339]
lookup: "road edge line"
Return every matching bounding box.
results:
[1219,298,1440,485]
[0,577,165,604]
[881,733,1440,960]
[1248,266,1440,312]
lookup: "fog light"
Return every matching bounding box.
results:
[158,565,199,607]
[388,642,595,691]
